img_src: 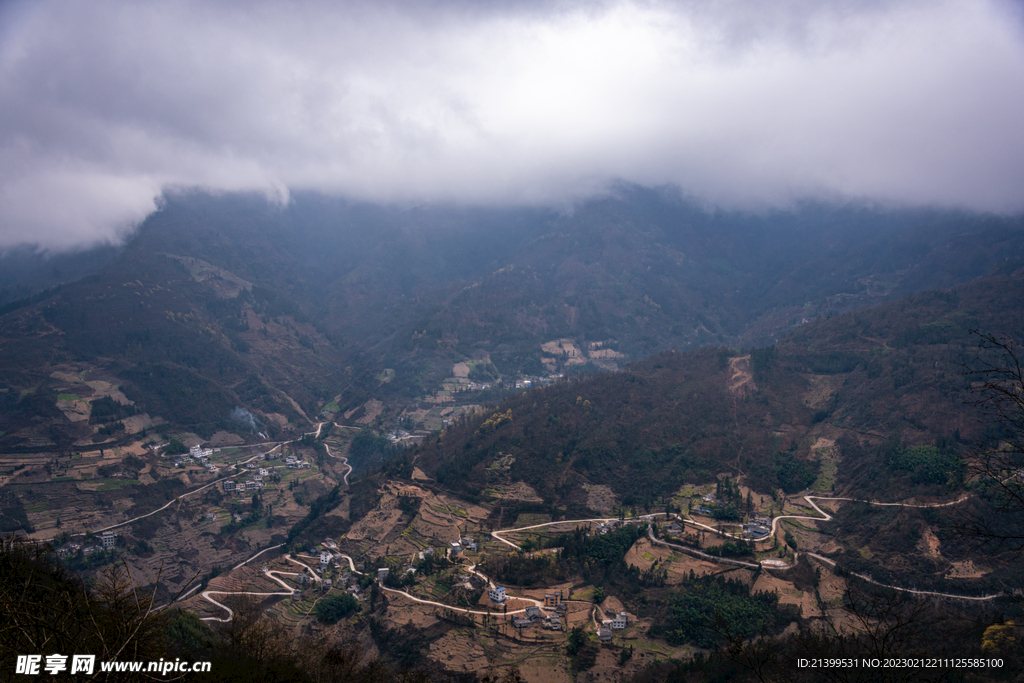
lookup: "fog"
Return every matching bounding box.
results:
[1,0,1023,249]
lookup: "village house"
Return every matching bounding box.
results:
[744,522,770,537]
[543,590,562,608]
[101,531,116,549]
[320,551,332,567]
[377,567,390,582]
[222,480,236,493]
[610,611,628,630]
[511,617,531,629]
[525,605,541,620]
[488,586,508,604]
[599,628,613,642]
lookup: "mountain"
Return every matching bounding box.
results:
[411,267,1024,591]
[1,188,1023,450]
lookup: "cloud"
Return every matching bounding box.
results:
[1,0,1023,248]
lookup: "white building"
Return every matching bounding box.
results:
[610,611,628,630]
[222,480,236,493]
[377,567,390,582]
[320,551,332,567]
[488,586,507,604]
[101,531,116,549]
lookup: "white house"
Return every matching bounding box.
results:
[610,611,628,630]
[101,531,116,549]
[488,586,507,604]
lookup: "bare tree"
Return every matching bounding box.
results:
[955,330,1024,554]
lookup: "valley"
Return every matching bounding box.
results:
[3,193,1024,680]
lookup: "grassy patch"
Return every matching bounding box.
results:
[569,587,594,601]
[810,461,837,491]
[24,502,48,512]
[57,393,80,402]
[641,552,655,561]
[512,513,551,527]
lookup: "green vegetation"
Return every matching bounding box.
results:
[315,593,360,623]
[348,429,396,471]
[165,437,188,455]
[650,575,784,648]
[57,393,80,402]
[88,396,139,424]
[483,524,667,590]
[886,443,964,486]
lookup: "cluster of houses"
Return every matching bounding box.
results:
[190,445,216,459]
[284,455,311,469]
[488,587,565,631]
[743,515,772,538]
[664,521,685,536]
[512,373,563,390]
[510,604,563,631]
[598,611,630,642]
[292,546,365,599]
[386,428,412,443]
[449,536,478,555]
[168,445,224,472]
[593,519,624,535]
[60,530,118,557]
[222,477,263,493]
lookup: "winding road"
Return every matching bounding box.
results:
[81,420,1002,621]
[199,554,323,622]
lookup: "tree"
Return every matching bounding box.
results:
[165,438,187,455]
[315,594,360,624]
[566,625,587,656]
[956,331,1024,554]
[1,539,178,669]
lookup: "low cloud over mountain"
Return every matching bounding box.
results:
[2,0,1023,248]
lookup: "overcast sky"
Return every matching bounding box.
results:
[1,0,1023,250]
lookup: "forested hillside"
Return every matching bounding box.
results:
[2,188,1024,447]
[417,267,1024,509]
